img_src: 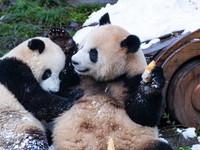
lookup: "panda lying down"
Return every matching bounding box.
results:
[0,37,82,149]
[49,13,173,150]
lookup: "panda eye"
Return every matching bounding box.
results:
[42,69,51,80]
[89,48,98,63]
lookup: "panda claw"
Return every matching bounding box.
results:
[46,27,77,55]
[149,66,165,89]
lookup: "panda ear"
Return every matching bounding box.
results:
[120,35,141,53]
[28,39,45,54]
[99,13,111,25]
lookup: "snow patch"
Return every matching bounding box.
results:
[176,128,182,133]
[75,0,200,44]
[176,127,197,139]
[192,144,200,150]
[141,38,160,49]
[182,127,197,139]
[158,138,168,143]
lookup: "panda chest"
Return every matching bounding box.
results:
[82,81,127,108]
[73,94,126,134]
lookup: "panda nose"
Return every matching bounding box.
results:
[72,60,79,65]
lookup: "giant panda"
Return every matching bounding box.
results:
[0,37,82,149]
[46,28,80,97]
[53,13,173,150]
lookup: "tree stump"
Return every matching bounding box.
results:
[143,29,200,128]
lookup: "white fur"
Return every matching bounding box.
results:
[54,25,152,149]
[72,25,147,81]
[0,37,66,149]
[2,37,66,92]
[0,83,45,149]
[40,72,60,92]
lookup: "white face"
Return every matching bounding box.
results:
[3,37,66,92]
[40,69,62,93]
[72,25,147,81]
[71,45,99,77]
[71,25,129,81]
[33,38,66,92]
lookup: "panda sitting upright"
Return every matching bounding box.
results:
[0,37,81,149]
[52,13,173,150]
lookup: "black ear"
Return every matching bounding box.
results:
[99,13,111,25]
[120,35,140,53]
[28,39,45,54]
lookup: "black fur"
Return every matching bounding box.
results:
[99,13,111,25]
[24,128,49,149]
[0,58,82,121]
[124,66,165,127]
[42,69,51,80]
[120,35,141,53]
[144,140,173,150]
[28,39,45,54]
[89,48,98,63]
[45,27,81,97]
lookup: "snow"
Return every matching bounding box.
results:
[141,38,160,49]
[177,128,182,133]
[192,144,200,150]
[182,127,197,139]
[158,138,168,143]
[73,0,200,48]
[176,127,197,139]
[176,128,200,149]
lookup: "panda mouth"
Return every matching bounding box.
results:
[75,68,89,73]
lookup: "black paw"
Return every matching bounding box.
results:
[46,27,70,41]
[69,89,83,101]
[150,66,165,89]
[46,27,77,54]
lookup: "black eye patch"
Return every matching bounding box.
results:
[59,71,64,80]
[42,69,51,80]
[89,48,98,63]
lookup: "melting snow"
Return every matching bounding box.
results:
[74,0,200,48]
[192,144,200,150]
[176,128,197,139]
[182,128,197,139]
[158,137,168,143]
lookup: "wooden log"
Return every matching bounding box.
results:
[152,29,200,128]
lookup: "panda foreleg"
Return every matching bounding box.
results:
[125,66,165,127]
[30,88,83,121]
[144,140,173,150]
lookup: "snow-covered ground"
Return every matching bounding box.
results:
[74,0,200,49]
[73,0,200,149]
[177,128,200,150]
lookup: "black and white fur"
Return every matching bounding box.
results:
[0,37,81,149]
[53,13,173,150]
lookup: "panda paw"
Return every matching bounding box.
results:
[46,27,70,41]
[68,89,83,101]
[149,66,165,89]
[46,27,76,53]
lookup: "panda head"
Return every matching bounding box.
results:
[2,37,66,92]
[71,13,147,81]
